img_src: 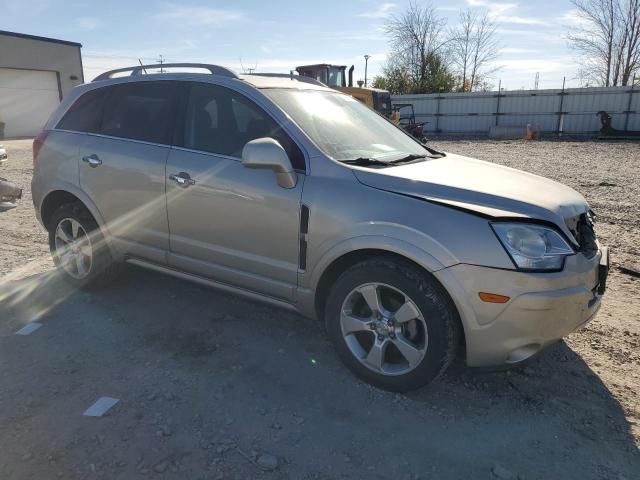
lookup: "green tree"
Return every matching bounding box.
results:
[412,52,457,93]
[372,64,412,94]
[374,53,456,94]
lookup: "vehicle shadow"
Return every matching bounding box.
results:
[1,265,639,479]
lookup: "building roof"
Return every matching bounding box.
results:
[0,30,82,48]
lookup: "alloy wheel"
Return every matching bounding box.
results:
[54,218,93,279]
[340,282,428,376]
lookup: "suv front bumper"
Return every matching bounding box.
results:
[434,247,608,367]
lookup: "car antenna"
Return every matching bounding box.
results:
[138,59,148,75]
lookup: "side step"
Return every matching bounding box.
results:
[125,258,299,313]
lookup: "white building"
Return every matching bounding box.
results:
[0,30,83,138]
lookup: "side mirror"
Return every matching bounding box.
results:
[241,138,297,189]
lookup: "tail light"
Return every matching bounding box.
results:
[33,130,50,166]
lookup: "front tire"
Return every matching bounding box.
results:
[325,257,460,392]
[48,203,120,289]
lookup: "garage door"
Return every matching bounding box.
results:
[0,68,60,138]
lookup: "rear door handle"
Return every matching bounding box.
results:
[169,172,196,187]
[82,154,102,168]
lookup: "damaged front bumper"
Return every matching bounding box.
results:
[0,177,22,212]
[434,247,608,367]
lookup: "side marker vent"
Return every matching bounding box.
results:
[299,205,310,270]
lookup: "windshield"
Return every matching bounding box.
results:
[263,89,433,163]
[327,67,345,87]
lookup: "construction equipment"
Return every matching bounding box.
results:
[296,64,395,119]
[295,64,428,142]
[596,111,640,139]
[393,104,427,144]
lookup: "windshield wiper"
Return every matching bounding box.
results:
[390,150,446,163]
[341,157,389,167]
[424,146,446,158]
[388,154,428,164]
[342,152,441,168]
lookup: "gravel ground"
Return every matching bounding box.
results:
[0,138,639,480]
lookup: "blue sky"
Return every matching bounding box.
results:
[1,0,584,90]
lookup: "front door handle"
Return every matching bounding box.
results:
[82,154,102,168]
[169,172,196,187]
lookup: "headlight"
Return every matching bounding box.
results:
[491,222,575,271]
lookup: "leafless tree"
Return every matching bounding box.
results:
[450,9,500,92]
[384,1,449,89]
[568,0,640,86]
[450,10,474,91]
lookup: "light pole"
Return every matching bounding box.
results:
[364,54,370,87]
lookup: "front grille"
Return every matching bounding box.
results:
[571,213,598,258]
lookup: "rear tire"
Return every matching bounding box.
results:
[48,203,120,289]
[325,257,459,392]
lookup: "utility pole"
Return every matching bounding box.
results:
[157,54,165,73]
[239,59,257,74]
[364,54,370,87]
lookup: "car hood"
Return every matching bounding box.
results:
[352,152,589,245]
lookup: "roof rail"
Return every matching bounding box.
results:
[247,72,327,87]
[93,63,239,82]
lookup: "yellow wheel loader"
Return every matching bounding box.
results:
[295,64,397,120]
[295,64,427,142]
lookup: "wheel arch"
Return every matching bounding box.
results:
[312,248,465,351]
[306,236,445,310]
[40,187,106,231]
[41,190,83,230]
[39,188,118,258]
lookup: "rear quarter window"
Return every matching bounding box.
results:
[101,82,177,145]
[56,88,106,133]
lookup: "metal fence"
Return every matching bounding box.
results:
[392,85,640,136]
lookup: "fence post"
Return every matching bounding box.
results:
[624,81,635,132]
[435,94,441,133]
[495,80,501,126]
[556,76,566,137]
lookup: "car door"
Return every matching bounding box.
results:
[76,81,178,264]
[165,82,306,300]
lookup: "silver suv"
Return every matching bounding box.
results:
[32,63,609,391]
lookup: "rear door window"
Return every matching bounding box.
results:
[57,88,106,133]
[101,82,177,145]
[182,83,305,170]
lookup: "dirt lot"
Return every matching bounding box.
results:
[0,138,639,480]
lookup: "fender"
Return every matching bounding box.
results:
[295,232,453,319]
[308,234,448,288]
[304,217,461,289]
[38,181,120,259]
